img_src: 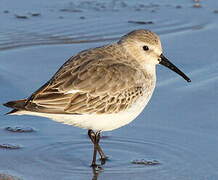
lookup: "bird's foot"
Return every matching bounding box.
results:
[90,163,103,171]
[99,156,109,165]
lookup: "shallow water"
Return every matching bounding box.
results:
[1,0,218,179]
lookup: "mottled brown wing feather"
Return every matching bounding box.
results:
[25,47,145,114]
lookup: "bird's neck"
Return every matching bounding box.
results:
[143,64,156,76]
[143,64,157,87]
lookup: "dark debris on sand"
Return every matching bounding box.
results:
[214,10,218,14]
[3,10,9,14]
[0,173,22,180]
[0,144,21,149]
[30,13,41,17]
[128,20,154,25]
[131,159,160,166]
[59,8,83,13]
[15,14,28,19]
[5,126,35,133]
[176,5,182,9]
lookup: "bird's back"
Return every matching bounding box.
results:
[4,44,153,117]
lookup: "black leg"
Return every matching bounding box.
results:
[91,140,98,167]
[95,131,108,165]
[88,130,108,166]
[88,130,98,167]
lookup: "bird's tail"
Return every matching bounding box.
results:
[3,99,27,115]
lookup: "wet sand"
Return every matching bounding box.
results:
[1,0,218,179]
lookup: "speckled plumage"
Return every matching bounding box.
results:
[4,29,161,131]
[23,44,151,115]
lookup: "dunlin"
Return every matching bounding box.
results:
[4,29,191,167]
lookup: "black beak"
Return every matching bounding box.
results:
[159,54,191,82]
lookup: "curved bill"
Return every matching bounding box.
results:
[159,54,191,82]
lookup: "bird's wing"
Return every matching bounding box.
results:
[25,51,146,114]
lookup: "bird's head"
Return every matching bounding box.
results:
[119,29,191,82]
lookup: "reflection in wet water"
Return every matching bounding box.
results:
[91,167,102,180]
[17,136,205,175]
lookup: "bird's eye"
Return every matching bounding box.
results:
[143,46,149,51]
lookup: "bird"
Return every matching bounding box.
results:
[3,29,191,167]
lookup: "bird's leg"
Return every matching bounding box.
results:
[88,130,98,167]
[95,131,108,165]
[88,130,108,166]
[92,140,98,167]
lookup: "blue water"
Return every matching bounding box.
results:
[0,0,218,179]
